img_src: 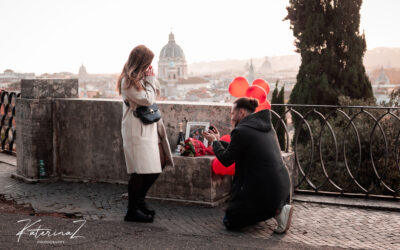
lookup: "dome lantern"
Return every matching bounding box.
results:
[159,32,185,59]
[168,32,175,43]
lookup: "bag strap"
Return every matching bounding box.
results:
[123,76,146,107]
[124,78,154,109]
[142,78,157,93]
[141,79,147,89]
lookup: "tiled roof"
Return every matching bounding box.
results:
[176,77,208,84]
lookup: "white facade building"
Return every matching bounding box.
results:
[157,32,210,100]
[158,32,188,81]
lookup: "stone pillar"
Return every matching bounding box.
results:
[14,79,78,182]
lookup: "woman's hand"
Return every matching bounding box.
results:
[144,65,155,76]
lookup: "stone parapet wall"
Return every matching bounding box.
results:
[51,99,234,183]
[20,79,78,99]
[53,98,126,182]
[15,93,236,183]
[155,101,232,150]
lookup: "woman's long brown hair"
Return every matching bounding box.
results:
[117,45,154,95]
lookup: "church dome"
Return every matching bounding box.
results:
[159,32,185,59]
[375,67,390,85]
[261,57,272,71]
[79,64,87,75]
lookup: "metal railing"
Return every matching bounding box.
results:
[0,91,19,154]
[271,104,400,200]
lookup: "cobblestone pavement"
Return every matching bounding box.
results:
[1,161,400,249]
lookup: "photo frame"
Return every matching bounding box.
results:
[185,122,210,145]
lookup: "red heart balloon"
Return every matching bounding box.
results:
[220,134,231,143]
[255,100,271,112]
[246,85,267,104]
[211,134,235,175]
[252,78,270,95]
[229,77,249,97]
[212,158,235,175]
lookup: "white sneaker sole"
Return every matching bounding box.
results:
[274,205,294,234]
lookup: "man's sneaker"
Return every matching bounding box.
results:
[274,204,293,234]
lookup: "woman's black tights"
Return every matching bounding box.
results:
[128,173,160,211]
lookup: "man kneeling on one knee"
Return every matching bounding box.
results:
[203,97,293,233]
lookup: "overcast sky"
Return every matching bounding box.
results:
[0,0,399,74]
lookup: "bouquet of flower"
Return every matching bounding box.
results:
[180,138,207,157]
[180,138,195,157]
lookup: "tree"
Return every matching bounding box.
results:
[277,84,286,150]
[271,81,279,106]
[271,80,286,150]
[285,0,373,105]
[389,88,400,107]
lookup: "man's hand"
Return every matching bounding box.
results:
[210,126,221,140]
[202,131,216,143]
[202,125,220,143]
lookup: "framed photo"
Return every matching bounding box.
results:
[186,122,210,145]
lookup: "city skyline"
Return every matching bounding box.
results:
[1,0,399,74]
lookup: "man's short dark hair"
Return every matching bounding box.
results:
[233,97,259,113]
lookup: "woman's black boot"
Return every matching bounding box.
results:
[137,198,155,216]
[125,174,153,222]
[124,209,153,223]
[136,173,160,217]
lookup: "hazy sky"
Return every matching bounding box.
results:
[0,0,399,74]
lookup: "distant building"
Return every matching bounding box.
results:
[375,67,390,85]
[0,69,35,82]
[370,67,400,103]
[157,32,210,100]
[77,65,118,99]
[158,32,188,81]
[260,56,272,75]
[247,60,254,83]
[79,64,89,80]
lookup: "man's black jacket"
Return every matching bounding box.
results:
[213,109,291,217]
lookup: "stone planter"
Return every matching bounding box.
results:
[147,155,233,207]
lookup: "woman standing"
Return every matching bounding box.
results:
[117,45,174,223]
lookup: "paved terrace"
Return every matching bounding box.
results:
[1,154,400,249]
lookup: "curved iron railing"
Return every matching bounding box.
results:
[271,104,400,200]
[0,91,19,154]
